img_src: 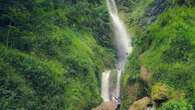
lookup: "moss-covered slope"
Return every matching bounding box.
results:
[0,0,115,110]
[119,0,195,109]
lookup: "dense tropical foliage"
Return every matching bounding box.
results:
[1,0,195,110]
[0,0,115,110]
[119,0,195,110]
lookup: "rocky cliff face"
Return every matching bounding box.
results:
[140,0,170,26]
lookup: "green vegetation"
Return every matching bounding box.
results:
[120,0,195,110]
[1,0,195,110]
[0,0,115,110]
[159,100,193,110]
[142,7,195,109]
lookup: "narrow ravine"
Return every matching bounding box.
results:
[93,1,156,110]
[100,0,132,106]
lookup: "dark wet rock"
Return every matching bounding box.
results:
[141,0,171,26]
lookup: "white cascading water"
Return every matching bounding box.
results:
[107,0,132,98]
[101,70,111,102]
[101,0,132,102]
[100,1,156,109]
[108,0,132,98]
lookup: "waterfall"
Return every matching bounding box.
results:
[115,70,122,97]
[101,0,132,102]
[107,0,132,98]
[101,71,111,102]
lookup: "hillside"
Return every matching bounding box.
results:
[0,0,115,110]
[118,0,195,110]
[0,0,195,110]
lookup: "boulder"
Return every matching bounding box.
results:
[128,97,151,110]
[92,101,117,110]
[151,83,171,102]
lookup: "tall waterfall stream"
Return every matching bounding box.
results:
[98,1,156,110]
[98,0,156,110]
[101,0,132,102]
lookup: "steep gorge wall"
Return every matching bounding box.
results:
[117,0,195,109]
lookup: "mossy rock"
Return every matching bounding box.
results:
[151,82,186,103]
[151,83,172,102]
[128,97,151,110]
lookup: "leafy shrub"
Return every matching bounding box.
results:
[170,0,195,6]
[163,36,192,63]
[159,100,193,110]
